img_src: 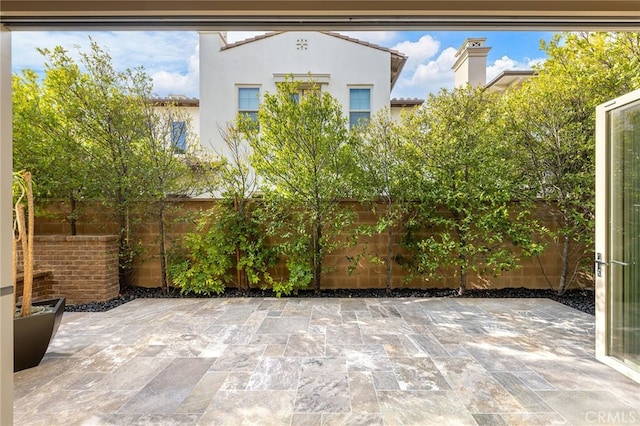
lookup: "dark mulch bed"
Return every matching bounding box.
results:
[66,286,595,316]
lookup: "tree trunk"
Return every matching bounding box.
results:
[17,205,30,316]
[458,264,466,296]
[237,246,244,292]
[558,234,570,295]
[313,220,323,294]
[158,202,168,294]
[385,223,393,295]
[455,214,467,295]
[69,193,77,236]
[117,197,127,260]
[117,198,132,289]
[234,193,246,293]
[21,172,35,317]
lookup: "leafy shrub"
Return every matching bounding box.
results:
[169,208,234,295]
[169,200,276,295]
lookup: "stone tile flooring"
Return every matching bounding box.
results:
[13,297,640,425]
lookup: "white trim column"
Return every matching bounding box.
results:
[595,89,640,384]
[594,95,609,364]
[0,24,13,426]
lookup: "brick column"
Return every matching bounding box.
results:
[32,235,120,305]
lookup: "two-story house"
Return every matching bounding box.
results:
[199,31,409,153]
[164,34,532,155]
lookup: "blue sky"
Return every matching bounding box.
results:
[11,30,555,100]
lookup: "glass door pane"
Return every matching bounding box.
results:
[609,100,640,370]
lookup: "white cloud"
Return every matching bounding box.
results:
[392,34,441,72]
[12,32,82,72]
[389,35,455,99]
[150,43,199,98]
[392,41,547,99]
[392,46,458,99]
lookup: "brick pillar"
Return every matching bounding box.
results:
[31,235,120,305]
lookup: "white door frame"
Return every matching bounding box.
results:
[595,88,640,384]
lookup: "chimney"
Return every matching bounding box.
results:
[452,38,491,88]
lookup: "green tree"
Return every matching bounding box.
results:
[243,78,355,294]
[217,122,275,293]
[139,100,209,293]
[13,66,91,234]
[16,40,210,288]
[169,121,276,296]
[33,42,153,285]
[352,108,414,293]
[503,32,640,293]
[404,85,543,294]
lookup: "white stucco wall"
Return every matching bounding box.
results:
[391,106,415,122]
[152,105,200,146]
[466,54,488,87]
[182,106,200,147]
[454,53,489,88]
[454,63,470,88]
[200,31,392,154]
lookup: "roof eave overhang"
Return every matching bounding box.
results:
[3,0,640,31]
[390,53,407,91]
[3,17,639,31]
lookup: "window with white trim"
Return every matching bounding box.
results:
[238,87,260,121]
[349,87,371,128]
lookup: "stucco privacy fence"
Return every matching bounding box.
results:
[26,198,589,301]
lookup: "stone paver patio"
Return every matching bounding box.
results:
[13,297,640,425]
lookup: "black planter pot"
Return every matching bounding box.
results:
[14,297,65,372]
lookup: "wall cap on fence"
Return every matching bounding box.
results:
[33,235,119,243]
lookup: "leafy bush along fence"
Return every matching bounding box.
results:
[34,198,591,296]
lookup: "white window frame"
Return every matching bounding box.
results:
[349,86,372,129]
[237,85,261,121]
